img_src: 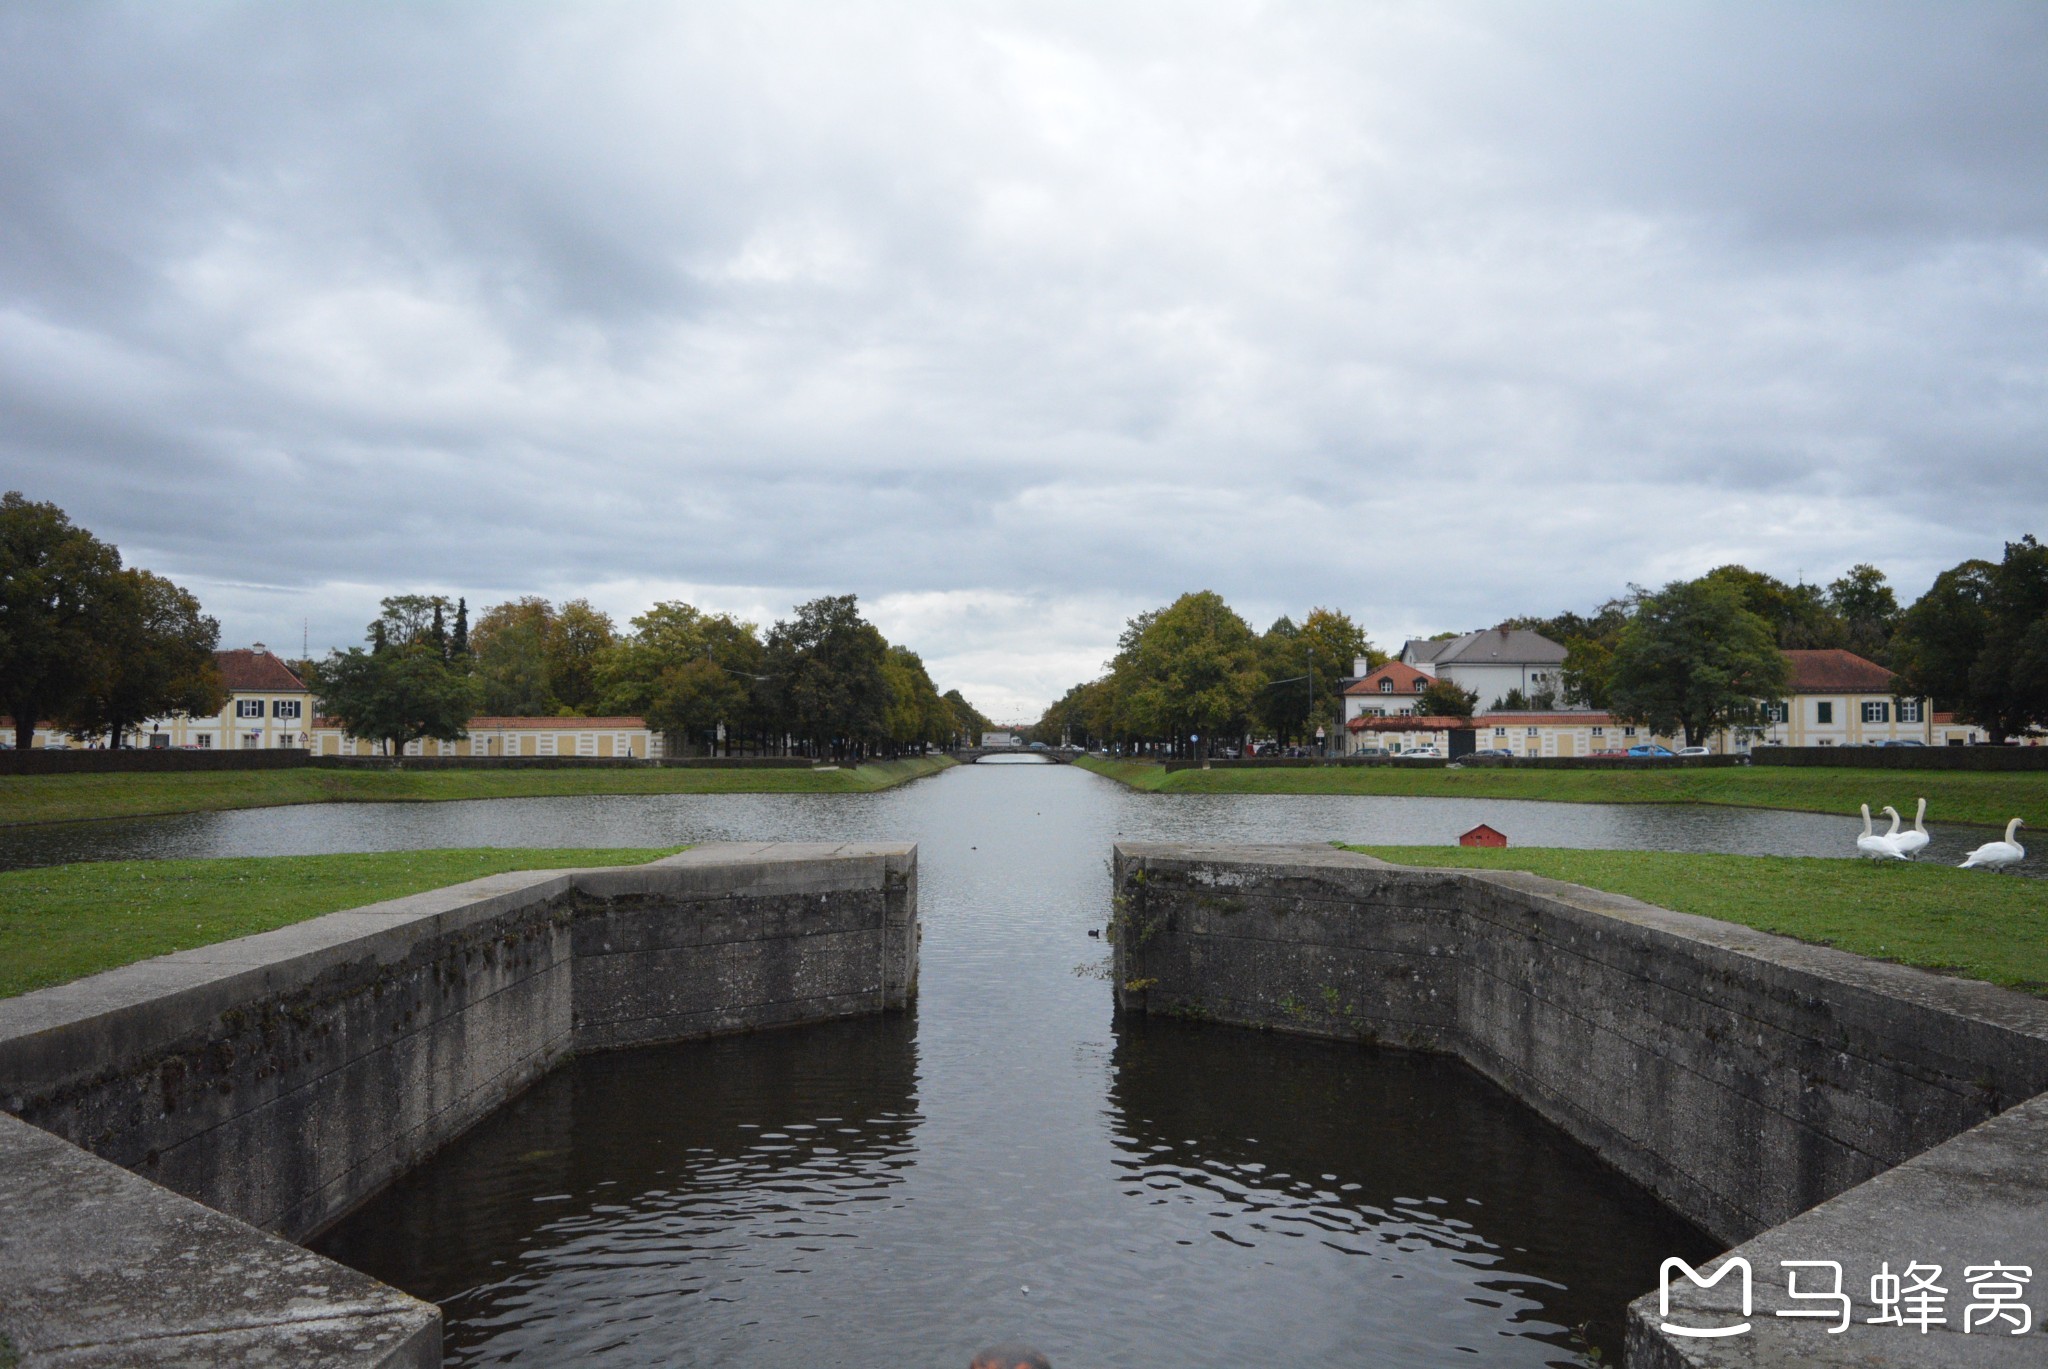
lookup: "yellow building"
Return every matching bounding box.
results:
[133,646,314,750]
[1744,650,1931,750]
[311,716,664,759]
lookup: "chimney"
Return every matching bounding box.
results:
[252,642,268,654]
[1353,656,1371,677]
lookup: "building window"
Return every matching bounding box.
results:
[1816,701,1835,725]
[1861,701,1890,724]
[273,699,301,720]
[1527,727,1539,736]
[1415,679,1427,692]
[1898,699,1922,723]
[1765,701,1789,724]
[1494,726,1506,737]
[1623,726,1637,737]
[236,698,264,719]
[194,733,212,749]
[1379,679,1393,693]
[1591,726,1604,736]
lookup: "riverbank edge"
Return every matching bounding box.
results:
[0,847,686,1000]
[1109,841,2048,1368]
[1071,754,2042,829]
[1346,845,2048,996]
[0,754,957,830]
[0,841,919,1368]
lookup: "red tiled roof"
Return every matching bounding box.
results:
[1343,662,1434,696]
[1783,649,1897,695]
[1476,711,1615,725]
[1351,715,1469,732]
[1933,712,1957,725]
[217,649,307,692]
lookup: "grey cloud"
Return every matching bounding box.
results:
[2,2,2044,712]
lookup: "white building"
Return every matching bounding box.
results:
[1401,628,1570,715]
[1339,662,1435,754]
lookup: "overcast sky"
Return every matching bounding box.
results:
[4,3,2044,719]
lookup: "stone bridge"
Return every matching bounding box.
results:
[950,746,1077,765]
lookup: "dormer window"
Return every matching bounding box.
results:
[1414,679,1426,692]
[1379,679,1393,693]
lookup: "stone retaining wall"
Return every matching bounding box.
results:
[1110,841,2048,1366]
[0,841,916,1367]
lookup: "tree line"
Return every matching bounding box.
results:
[1033,535,2046,755]
[1507,540,2047,744]
[0,493,223,750]
[312,591,994,760]
[1031,592,1380,756]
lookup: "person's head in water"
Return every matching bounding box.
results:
[970,1346,1051,1369]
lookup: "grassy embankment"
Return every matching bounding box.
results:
[0,846,684,999]
[0,755,954,828]
[1074,755,2045,830]
[1350,844,2047,996]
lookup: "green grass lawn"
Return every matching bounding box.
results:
[0,847,683,998]
[0,755,954,828]
[1074,755,2044,829]
[1350,844,2048,996]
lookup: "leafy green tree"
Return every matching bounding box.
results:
[1826,564,1899,664]
[880,645,954,752]
[944,688,994,745]
[764,595,892,757]
[373,594,453,650]
[1700,565,1844,649]
[0,492,125,749]
[1607,577,1791,746]
[470,597,557,715]
[594,600,764,752]
[60,569,224,747]
[1418,678,1478,719]
[1115,591,1260,754]
[641,657,748,750]
[451,598,469,658]
[1894,537,2048,742]
[1254,615,1308,741]
[546,599,616,714]
[312,639,481,757]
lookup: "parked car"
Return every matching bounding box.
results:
[1626,744,1677,758]
[1464,748,1513,759]
[1589,748,1630,758]
[1676,746,1711,757]
[1879,739,1926,747]
[1395,746,1443,759]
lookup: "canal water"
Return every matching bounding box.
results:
[207,760,1704,1368]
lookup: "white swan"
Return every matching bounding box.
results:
[1857,804,1907,861]
[1959,819,2026,872]
[1889,798,1930,859]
